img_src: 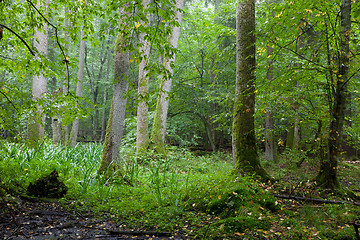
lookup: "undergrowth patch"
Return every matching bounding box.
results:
[1,142,359,239]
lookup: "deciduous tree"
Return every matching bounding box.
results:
[99,6,130,176]
[150,0,184,154]
[27,0,49,146]
[232,0,270,180]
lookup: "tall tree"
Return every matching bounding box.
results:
[264,0,277,161]
[232,0,269,180]
[27,0,48,146]
[264,45,277,161]
[98,6,130,176]
[316,0,351,189]
[53,9,70,146]
[150,0,184,154]
[70,28,86,147]
[100,50,111,142]
[136,0,151,153]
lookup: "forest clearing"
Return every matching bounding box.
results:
[1,0,360,239]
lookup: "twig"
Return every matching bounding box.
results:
[0,24,36,56]
[0,89,18,111]
[26,0,70,92]
[273,194,360,206]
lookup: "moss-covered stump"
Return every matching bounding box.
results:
[27,170,68,198]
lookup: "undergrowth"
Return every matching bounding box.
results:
[0,141,359,239]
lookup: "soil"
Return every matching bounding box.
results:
[0,198,183,240]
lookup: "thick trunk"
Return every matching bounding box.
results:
[28,1,48,146]
[136,0,151,153]
[232,0,269,180]
[99,19,129,176]
[150,0,184,154]
[70,29,85,147]
[317,0,351,189]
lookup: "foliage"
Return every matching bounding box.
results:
[1,143,359,239]
[170,2,236,149]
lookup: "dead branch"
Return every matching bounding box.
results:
[273,194,360,206]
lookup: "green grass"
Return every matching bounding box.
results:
[1,141,359,239]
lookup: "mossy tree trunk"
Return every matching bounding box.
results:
[136,0,151,154]
[150,0,184,155]
[27,0,48,147]
[232,0,270,180]
[316,0,351,189]
[98,11,129,176]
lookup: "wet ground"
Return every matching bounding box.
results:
[0,199,183,240]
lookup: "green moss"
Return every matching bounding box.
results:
[216,216,270,233]
[98,102,116,177]
[150,98,166,155]
[27,116,42,147]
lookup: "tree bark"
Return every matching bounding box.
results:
[317,0,351,189]
[27,0,48,146]
[70,29,86,147]
[265,43,277,162]
[100,50,111,142]
[232,0,270,180]
[150,0,184,154]
[136,0,151,154]
[99,8,129,176]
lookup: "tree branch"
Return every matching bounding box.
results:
[274,194,360,206]
[0,24,36,56]
[0,89,19,111]
[26,0,70,92]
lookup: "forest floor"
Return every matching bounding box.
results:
[0,198,183,240]
[1,143,360,239]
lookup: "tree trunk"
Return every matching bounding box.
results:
[27,1,48,146]
[100,51,111,142]
[99,11,129,176]
[150,0,184,154]
[232,0,270,180]
[317,0,351,189]
[70,29,86,147]
[63,12,70,145]
[136,0,151,154]
[264,44,277,162]
[265,110,277,162]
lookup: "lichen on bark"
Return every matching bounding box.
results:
[232,0,270,181]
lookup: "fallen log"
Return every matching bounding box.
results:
[273,194,360,206]
[109,230,172,237]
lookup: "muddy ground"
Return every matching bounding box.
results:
[0,198,184,240]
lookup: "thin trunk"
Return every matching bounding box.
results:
[232,0,270,180]
[317,0,351,189]
[63,12,70,145]
[70,29,86,147]
[150,0,184,154]
[136,0,151,153]
[100,51,111,142]
[28,0,48,146]
[265,43,277,162]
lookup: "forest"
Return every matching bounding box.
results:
[1,0,360,239]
